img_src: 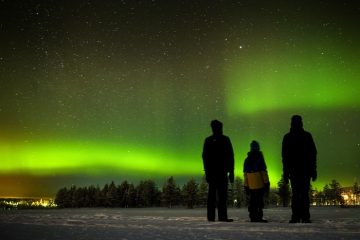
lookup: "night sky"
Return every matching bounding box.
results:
[1,0,359,197]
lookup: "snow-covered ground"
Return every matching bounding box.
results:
[0,207,359,240]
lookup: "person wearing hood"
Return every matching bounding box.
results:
[202,120,235,222]
[243,140,270,222]
[282,115,317,223]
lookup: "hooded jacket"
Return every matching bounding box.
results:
[282,126,317,178]
[202,134,234,181]
[243,151,269,190]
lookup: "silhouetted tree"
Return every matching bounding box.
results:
[55,187,69,208]
[182,178,199,208]
[104,181,119,207]
[100,183,109,206]
[309,184,315,205]
[329,180,344,205]
[322,180,344,206]
[74,187,86,207]
[265,189,279,206]
[94,185,102,207]
[198,176,208,207]
[353,181,359,205]
[277,176,291,207]
[69,185,78,208]
[126,183,137,207]
[232,176,246,208]
[86,185,98,207]
[118,181,130,207]
[354,181,359,194]
[162,176,180,208]
[323,184,331,205]
[314,189,325,206]
[227,182,234,207]
[136,180,159,207]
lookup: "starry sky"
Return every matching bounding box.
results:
[1,0,359,197]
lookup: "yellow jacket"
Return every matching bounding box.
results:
[243,151,270,190]
[244,171,269,190]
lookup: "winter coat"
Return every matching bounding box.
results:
[282,127,317,178]
[202,134,234,182]
[243,151,269,190]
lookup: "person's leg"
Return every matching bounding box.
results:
[207,183,216,221]
[300,177,311,222]
[217,182,229,221]
[249,191,261,221]
[250,190,266,222]
[257,190,265,221]
[290,178,301,223]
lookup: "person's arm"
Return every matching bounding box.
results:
[259,153,270,191]
[282,135,290,183]
[243,160,250,195]
[308,133,317,181]
[202,139,211,183]
[202,139,208,167]
[227,137,235,183]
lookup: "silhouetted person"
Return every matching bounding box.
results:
[282,115,317,223]
[243,140,270,222]
[202,120,234,222]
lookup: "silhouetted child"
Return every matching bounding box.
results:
[243,140,270,222]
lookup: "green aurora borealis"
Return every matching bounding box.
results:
[1,1,360,197]
[225,47,360,114]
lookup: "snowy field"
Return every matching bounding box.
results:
[0,207,359,240]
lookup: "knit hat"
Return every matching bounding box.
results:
[250,140,260,151]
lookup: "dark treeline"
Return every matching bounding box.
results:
[55,176,253,208]
[55,176,359,208]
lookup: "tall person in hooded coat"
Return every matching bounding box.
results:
[282,115,317,223]
[202,120,235,222]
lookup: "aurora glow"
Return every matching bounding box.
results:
[225,47,360,114]
[1,1,359,197]
[0,140,201,176]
